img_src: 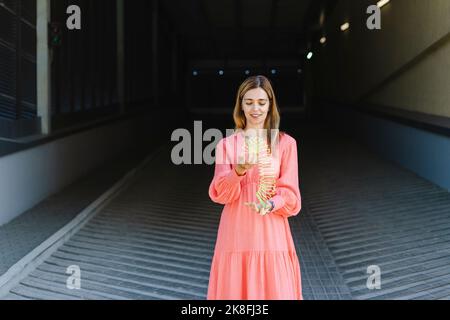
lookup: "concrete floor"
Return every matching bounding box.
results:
[1,121,450,300]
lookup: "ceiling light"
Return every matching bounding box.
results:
[340,22,350,32]
[320,36,327,44]
[307,52,313,60]
[377,0,390,8]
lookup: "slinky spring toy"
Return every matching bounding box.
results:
[244,134,277,208]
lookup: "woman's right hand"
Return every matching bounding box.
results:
[235,153,256,176]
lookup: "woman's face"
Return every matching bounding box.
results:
[242,88,270,130]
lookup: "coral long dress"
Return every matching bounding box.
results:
[207,131,303,300]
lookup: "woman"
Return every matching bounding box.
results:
[207,75,303,300]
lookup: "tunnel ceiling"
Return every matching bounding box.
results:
[161,0,317,60]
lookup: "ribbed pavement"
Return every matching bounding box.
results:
[2,123,450,300]
[0,144,156,277]
[1,126,351,300]
[301,126,450,300]
[2,145,219,300]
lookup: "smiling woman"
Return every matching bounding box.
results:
[207,75,303,300]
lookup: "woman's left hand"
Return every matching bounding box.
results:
[244,201,272,216]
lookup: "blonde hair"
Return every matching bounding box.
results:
[233,75,282,151]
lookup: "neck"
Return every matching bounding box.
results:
[244,125,265,132]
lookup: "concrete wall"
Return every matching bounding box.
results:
[312,0,450,118]
[0,112,155,226]
[321,104,450,192]
[311,0,450,192]
[368,36,450,118]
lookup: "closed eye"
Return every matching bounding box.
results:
[245,100,267,105]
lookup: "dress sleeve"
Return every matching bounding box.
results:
[270,136,302,218]
[208,139,246,205]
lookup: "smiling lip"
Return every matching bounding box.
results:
[251,114,262,118]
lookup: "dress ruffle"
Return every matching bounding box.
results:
[207,250,303,300]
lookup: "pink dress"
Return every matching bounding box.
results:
[207,131,303,300]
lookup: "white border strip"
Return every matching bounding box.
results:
[0,145,163,298]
